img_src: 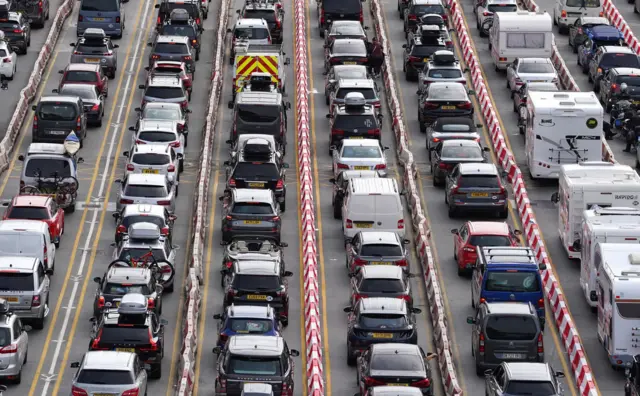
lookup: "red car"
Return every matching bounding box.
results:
[145,61,193,101]
[3,195,65,247]
[58,63,109,96]
[451,221,521,276]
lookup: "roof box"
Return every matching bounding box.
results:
[117,293,148,315]
[344,92,366,107]
[432,50,456,65]
[169,8,190,23]
[128,222,162,240]
[243,137,273,158]
[419,13,444,27]
[83,28,107,41]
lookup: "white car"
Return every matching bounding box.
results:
[129,120,185,172]
[0,31,16,80]
[474,0,518,35]
[332,139,388,177]
[506,58,558,95]
[123,144,180,183]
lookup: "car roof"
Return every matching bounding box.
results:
[458,162,498,175]
[518,57,552,64]
[361,265,404,279]
[590,25,620,36]
[331,20,362,27]
[232,188,273,203]
[81,351,135,371]
[360,297,407,314]
[152,60,185,69]
[228,335,284,356]
[372,343,421,354]
[143,101,182,110]
[503,362,554,382]
[485,302,534,315]
[122,204,166,217]
[132,145,171,155]
[337,79,375,89]
[467,221,510,235]
[360,231,400,245]
[65,63,101,72]
[156,35,190,44]
[580,16,609,25]
[235,260,279,275]
[60,83,97,92]
[12,195,51,207]
[371,387,424,396]
[236,91,281,104]
[341,138,380,148]
[126,174,168,185]
[612,67,640,76]
[226,304,274,318]
[106,267,151,284]
[0,256,39,271]
[235,18,269,27]
[139,119,178,131]
[40,95,80,103]
[0,219,48,232]
[602,45,634,53]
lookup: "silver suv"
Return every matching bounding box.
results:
[114,174,177,213]
[70,351,148,396]
[0,298,30,384]
[0,256,51,329]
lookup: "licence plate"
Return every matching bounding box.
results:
[48,130,66,135]
[243,220,260,225]
[423,58,429,62]
[502,353,524,359]
[388,383,408,386]
[116,348,135,352]
[634,101,640,105]
[92,17,105,21]
[354,166,369,170]
[470,192,489,197]
[349,136,364,139]
[370,261,387,265]
[142,169,159,174]
[355,222,372,228]
[93,394,116,396]
[372,333,393,339]
[1,297,17,302]
[529,80,544,83]
[248,182,265,188]
[441,105,456,110]
[343,61,356,65]
[246,295,267,300]
[85,58,100,63]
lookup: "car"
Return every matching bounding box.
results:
[474,0,517,36]
[69,28,119,79]
[430,139,487,186]
[329,78,381,111]
[0,298,29,384]
[9,0,49,28]
[0,30,16,80]
[402,35,446,81]
[417,82,474,131]
[425,117,481,152]
[53,83,105,126]
[112,203,176,243]
[324,20,368,47]
[221,238,286,285]
[229,18,272,62]
[129,120,185,171]
[156,0,202,28]
[122,144,180,185]
[2,195,64,247]
[512,81,558,113]
[485,362,565,395]
[408,14,453,48]
[418,50,466,91]
[145,61,193,100]
[345,231,411,274]
[227,134,283,165]
[317,0,361,37]
[238,0,284,43]
[0,10,30,54]
[77,0,125,38]
[58,63,108,97]
[451,221,521,275]
[92,266,163,317]
[349,265,414,307]
[139,74,189,110]
[213,335,299,395]
[88,293,167,378]
[0,256,51,329]
[148,35,195,74]
[467,302,544,375]
[158,9,202,60]
[324,38,368,73]
[327,93,383,152]
[324,65,370,105]
[135,101,190,145]
[345,297,421,366]
[586,45,639,92]
[568,16,611,51]
[31,95,87,146]
[212,304,281,347]
[356,343,435,395]
[115,174,177,213]
[445,163,508,218]
[577,26,625,74]
[332,139,388,177]
[219,188,282,243]
[329,170,382,219]
[70,351,148,396]
[598,67,640,111]
[506,58,558,95]
[403,0,446,37]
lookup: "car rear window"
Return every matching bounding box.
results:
[485,270,541,292]
[410,45,443,57]
[152,66,183,75]
[0,22,20,31]
[333,114,377,130]
[336,88,376,100]
[487,3,518,12]
[243,9,276,22]
[99,327,150,344]
[231,202,274,215]
[359,279,405,293]
[76,43,109,54]
[323,0,361,13]
[154,42,189,54]
[616,76,640,86]
[138,131,176,142]
[412,4,445,14]
[232,163,280,179]
[429,84,466,99]
[237,105,280,123]
[227,318,274,333]
[132,153,171,166]
[485,315,538,340]
[25,158,72,178]
[234,27,270,39]
[428,69,463,78]
[81,0,119,11]
[104,283,151,295]
[341,146,381,158]
[0,273,33,291]
[371,352,423,371]
[566,0,599,6]
[143,107,181,120]
[438,124,472,132]
[468,235,511,246]
[124,184,167,197]
[227,356,282,376]
[7,206,49,220]
[458,175,500,188]
[505,381,556,395]
[38,103,78,121]
[121,215,165,229]
[163,3,198,14]
[359,314,407,328]
[144,86,184,99]
[518,63,555,73]
[335,67,368,80]
[441,145,482,158]
[77,369,134,385]
[333,40,366,55]
[600,53,640,69]
[161,25,196,37]
[65,70,98,83]
[61,86,98,100]
[360,244,402,256]
[232,274,280,290]
[332,25,364,36]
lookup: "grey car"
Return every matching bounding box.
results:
[0,256,51,329]
[445,162,508,218]
[324,64,370,105]
[485,362,565,395]
[52,83,105,127]
[69,28,119,78]
[70,351,148,396]
[0,298,30,384]
[139,75,189,110]
[148,35,195,74]
[115,173,177,213]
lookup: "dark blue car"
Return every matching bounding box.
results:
[577,25,624,73]
[212,304,280,347]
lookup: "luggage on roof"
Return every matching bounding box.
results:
[432,50,456,65]
[420,24,441,38]
[344,92,366,107]
[169,8,190,22]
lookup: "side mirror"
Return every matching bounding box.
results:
[112,212,120,219]
[513,229,522,236]
[69,43,75,47]
[464,67,470,73]
[329,178,336,184]
[144,66,149,71]
[110,242,116,247]
[1,202,7,207]
[383,146,390,150]
[282,163,289,169]
[31,105,36,111]
[412,308,422,314]
[17,155,24,161]
[280,242,288,247]
[343,306,353,312]
[323,44,328,49]
[416,90,422,95]
[89,317,97,323]
[235,9,240,13]
[284,271,293,277]
[113,44,119,49]
[128,126,135,132]
[450,228,458,234]
[186,109,192,113]
[51,89,58,93]
[212,346,222,354]
[556,371,565,378]
[93,276,101,283]
[550,191,559,203]
[122,151,130,157]
[134,107,142,112]
[403,239,410,244]
[290,349,300,357]
[425,352,437,360]
[138,84,145,89]
[154,3,159,7]
[347,272,356,278]
[160,318,169,326]
[77,157,84,163]
[168,214,177,221]
[476,123,483,128]
[58,70,64,74]
[70,362,80,368]
[227,101,234,109]
[355,350,362,357]
[466,316,475,324]
[213,313,222,320]
[572,240,582,252]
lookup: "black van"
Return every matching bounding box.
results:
[31,96,87,147]
[228,91,290,152]
[318,0,364,37]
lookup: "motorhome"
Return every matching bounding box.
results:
[595,243,640,369]
[489,11,553,71]
[579,207,640,310]
[525,91,603,179]
[554,162,640,259]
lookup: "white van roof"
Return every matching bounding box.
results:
[585,207,640,221]
[0,220,48,233]
[528,91,602,115]
[27,143,67,156]
[598,243,640,279]
[349,177,399,195]
[494,11,552,30]
[0,256,40,272]
[561,162,638,182]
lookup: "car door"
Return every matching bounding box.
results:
[13,318,26,364]
[454,223,469,261]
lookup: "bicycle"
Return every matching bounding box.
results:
[108,247,176,292]
[20,170,79,212]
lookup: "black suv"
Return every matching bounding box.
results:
[155,0,202,31]
[213,335,299,396]
[318,0,362,37]
[0,9,30,54]
[88,293,167,378]
[31,95,87,146]
[327,96,382,153]
[158,9,202,60]
[402,35,446,81]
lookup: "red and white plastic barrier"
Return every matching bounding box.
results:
[292,1,325,395]
[174,0,231,393]
[447,1,598,395]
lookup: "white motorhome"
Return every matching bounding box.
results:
[579,207,640,310]
[554,162,640,259]
[489,11,553,71]
[595,243,640,369]
[525,91,603,179]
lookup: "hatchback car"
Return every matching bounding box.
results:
[58,63,108,96]
[148,35,195,73]
[69,28,119,78]
[0,297,29,384]
[425,117,481,152]
[213,304,281,347]
[238,1,284,43]
[219,188,281,243]
[474,0,517,36]
[324,38,368,73]
[417,82,473,131]
[588,45,639,91]
[0,256,51,329]
[10,0,49,28]
[112,203,175,243]
[332,139,388,177]
[129,120,184,171]
[115,174,177,213]
[330,79,381,111]
[402,37,447,81]
[77,0,125,38]
[568,16,611,50]
[145,60,193,100]
[2,195,64,247]
[511,81,558,113]
[345,298,421,366]
[0,11,30,54]
[0,31,16,80]
[329,170,382,219]
[53,83,104,126]
[156,0,202,30]
[349,265,414,306]
[485,362,565,396]
[324,64,369,105]
[345,231,411,274]
[506,58,558,94]
[92,266,163,317]
[418,50,466,91]
[31,95,87,146]
[324,20,367,47]
[139,75,189,110]
[445,163,508,218]
[318,0,362,36]
[70,351,148,396]
[327,95,382,151]
[430,139,488,186]
[135,101,190,134]
[123,144,180,184]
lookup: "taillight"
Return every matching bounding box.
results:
[161,227,169,235]
[177,123,185,132]
[91,330,106,350]
[167,164,176,172]
[457,102,472,110]
[396,259,408,267]
[192,39,197,45]
[367,129,380,137]
[182,56,192,61]
[38,0,42,11]
[217,377,227,392]
[353,257,367,266]
[0,344,17,354]
[122,389,140,396]
[275,20,281,29]
[538,298,545,308]
[451,186,459,195]
[374,164,386,170]
[346,219,353,228]
[561,9,567,18]
[120,199,134,204]
[478,333,485,353]
[195,18,201,25]
[180,100,188,108]
[537,333,543,353]
[147,298,155,309]
[135,139,145,144]
[227,288,237,298]
[424,102,439,109]
[218,333,229,344]
[397,219,404,229]
[400,294,411,301]
[116,16,120,23]
[78,15,83,22]
[408,56,421,62]
[599,11,604,16]
[33,115,38,130]
[332,129,345,136]
[32,295,41,307]
[438,162,451,169]
[97,296,105,309]
[2,58,11,63]
[228,178,236,187]
[152,55,160,60]
[320,8,325,24]
[359,9,363,23]
[13,29,22,33]
[408,15,417,20]
[140,338,159,352]
[126,164,134,171]
[76,116,82,132]
[411,379,431,388]
[352,293,365,301]
[364,377,385,387]
[91,104,100,111]
[483,11,492,16]
[612,83,619,92]
[225,261,233,268]
[276,179,284,189]
[337,163,349,169]
[72,386,89,396]
[157,200,171,206]
[170,141,181,148]
[281,382,293,396]
[156,16,161,25]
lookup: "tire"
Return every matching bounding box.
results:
[65,203,76,213]
[419,121,426,133]
[279,200,286,212]
[333,204,341,219]
[179,159,184,173]
[448,204,456,218]
[32,314,45,330]
[150,363,162,379]
[347,346,357,366]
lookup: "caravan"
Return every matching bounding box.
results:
[525,91,603,179]
[579,207,640,310]
[595,243,640,369]
[554,162,640,259]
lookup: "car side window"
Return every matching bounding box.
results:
[459,224,468,240]
[12,319,20,340]
[37,264,45,286]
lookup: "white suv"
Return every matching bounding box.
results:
[0,31,16,80]
[123,144,180,183]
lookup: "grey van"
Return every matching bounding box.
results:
[31,96,87,147]
[18,143,82,193]
[229,91,290,149]
[77,0,125,39]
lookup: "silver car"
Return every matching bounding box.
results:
[139,74,189,109]
[331,138,388,177]
[69,28,119,79]
[123,144,180,183]
[324,20,368,47]
[115,174,177,213]
[0,298,30,384]
[70,351,148,396]
[0,256,51,329]
[134,102,191,145]
[129,120,185,171]
[506,58,558,94]
[324,65,369,105]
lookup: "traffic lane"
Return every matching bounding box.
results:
[454,0,622,391]
[611,0,640,39]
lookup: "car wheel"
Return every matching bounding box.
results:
[32,314,45,330]
[419,121,426,133]
[23,349,27,364]
[347,344,357,366]
[448,204,456,218]
[476,363,485,377]
[179,159,184,173]
[333,204,341,219]
[457,266,465,277]
[150,363,162,379]
[280,200,286,212]
[66,203,76,213]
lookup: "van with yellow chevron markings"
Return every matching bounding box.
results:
[231,43,290,97]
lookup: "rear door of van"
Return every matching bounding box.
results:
[373,194,404,235]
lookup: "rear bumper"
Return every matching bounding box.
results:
[222,226,281,242]
[12,305,45,319]
[77,24,122,37]
[0,355,22,377]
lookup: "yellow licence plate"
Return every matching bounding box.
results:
[343,61,357,65]
[246,295,267,300]
[355,223,372,228]
[243,220,260,224]
[92,17,105,21]
[389,383,409,386]
[354,166,369,170]
[634,101,640,105]
[116,348,135,352]
[423,58,429,62]
[248,182,265,188]
[349,136,364,139]
[372,333,393,339]
[142,169,159,174]
[85,58,100,63]
[370,261,387,265]
[470,192,489,197]
[441,105,456,110]
[1,297,17,302]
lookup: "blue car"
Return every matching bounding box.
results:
[212,304,280,347]
[577,25,624,73]
[568,16,611,52]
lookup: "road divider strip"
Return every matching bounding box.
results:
[369,0,463,394]
[448,0,598,394]
[174,0,231,394]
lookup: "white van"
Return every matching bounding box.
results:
[0,220,56,273]
[489,11,553,71]
[553,0,603,34]
[341,178,405,240]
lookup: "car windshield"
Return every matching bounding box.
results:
[0,328,10,347]
[428,69,463,78]
[336,88,376,100]
[566,0,600,6]
[341,146,381,158]
[0,273,33,291]
[7,206,49,220]
[121,215,165,229]
[441,145,482,158]
[76,43,109,54]
[231,202,275,215]
[37,103,77,121]
[600,53,640,69]
[0,21,20,32]
[119,248,166,262]
[104,283,151,295]
[468,235,511,246]
[438,123,473,132]
[161,25,196,37]
[488,3,518,12]
[410,45,444,57]
[371,352,423,371]
[332,25,364,36]
[138,131,176,143]
[132,153,171,166]
[227,356,282,376]
[360,244,402,256]
[429,85,466,100]
[100,326,150,344]
[518,62,554,73]
[505,381,556,395]
[237,105,279,123]
[80,0,119,11]
[333,114,377,129]
[359,279,405,292]
[227,318,274,333]
[413,4,444,14]
[458,175,500,188]
[145,86,184,99]
[143,107,181,120]
[154,42,189,54]
[65,70,99,83]
[61,86,98,100]
[333,40,366,55]
[243,9,276,22]
[25,158,72,178]
[485,270,541,292]
[485,315,538,340]
[359,314,407,328]
[124,184,167,197]
[77,369,134,385]
[233,274,280,290]
[234,27,270,39]
[232,163,280,179]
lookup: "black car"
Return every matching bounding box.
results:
[329,170,382,218]
[155,0,202,31]
[318,0,363,37]
[31,95,87,146]
[0,10,30,54]
[324,38,368,73]
[598,67,640,111]
[148,35,195,74]
[219,188,282,243]
[418,82,474,131]
[403,0,446,37]
[53,83,104,127]
[349,265,414,307]
[402,36,446,81]
[425,117,482,152]
[92,266,163,317]
[327,95,382,152]
[430,139,487,186]
[88,293,167,379]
